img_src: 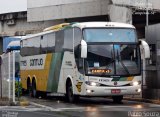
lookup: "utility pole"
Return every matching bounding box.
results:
[142,0,149,98]
[146,0,149,27]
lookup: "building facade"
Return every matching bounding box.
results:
[0,0,160,52]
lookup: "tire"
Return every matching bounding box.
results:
[27,80,32,97]
[112,96,123,103]
[32,81,38,98]
[22,88,26,95]
[66,81,79,103]
[40,92,47,98]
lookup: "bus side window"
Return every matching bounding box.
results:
[74,28,83,73]
[20,40,28,56]
[64,28,73,51]
[55,30,64,52]
[78,49,84,74]
[76,45,85,74]
[21,37,41,56]
[47,33,55,53]
[40,35,47,54]
[74,28,82,48]
[31,37,41,55]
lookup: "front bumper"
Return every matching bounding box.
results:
[83,85,141,96]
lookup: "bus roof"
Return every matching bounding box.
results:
[22,22,135,41]
[21,30,54,40]
[72,22,135,29]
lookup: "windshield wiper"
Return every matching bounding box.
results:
[107,59,115,65]
[119,59,130,75]
[116,50,130,75]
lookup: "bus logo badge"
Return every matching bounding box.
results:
[76,82,83,92]
[114,81,117,86]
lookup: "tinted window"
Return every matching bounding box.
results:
[83,28,137,43]
[64,28,73,51]
[74,28,82,47]
[21,32,56,56]
[74,28,82,72]
[21,36,40,56]
[55,30,64,52]
[40,35,47,54]
[47,33,55,53]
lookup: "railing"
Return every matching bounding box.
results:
[0,51,19,103]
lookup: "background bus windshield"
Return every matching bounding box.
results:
[83,28,137,42]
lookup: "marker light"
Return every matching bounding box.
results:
[137,89,141,92]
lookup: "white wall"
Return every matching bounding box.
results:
[109,5,132,24]
[28,0,102,8]
[27,0,109,22]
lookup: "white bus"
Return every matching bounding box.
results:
[20,22,150,103]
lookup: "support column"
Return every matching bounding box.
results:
[109,5,132,24]
[0,37,3,54]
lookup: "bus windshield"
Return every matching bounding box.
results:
[85,44,141,77]
[83,28,137,42]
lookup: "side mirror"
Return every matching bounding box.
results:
[81,40,87,58]
[139,40,150,59]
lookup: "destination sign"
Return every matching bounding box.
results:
[91,69,111,73]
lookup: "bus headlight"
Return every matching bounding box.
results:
[133,81,139,86]
[85,81,100,86]
[130,81,141,86]
[90,82,97,86]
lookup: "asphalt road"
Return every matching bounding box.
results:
[0,96,160,117]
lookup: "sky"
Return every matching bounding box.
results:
[0,0,27,14]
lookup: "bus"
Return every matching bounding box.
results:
[20,22,150,103]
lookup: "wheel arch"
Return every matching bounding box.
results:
[27,76,31,88]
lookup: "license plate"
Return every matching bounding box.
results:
[111,89,121,94]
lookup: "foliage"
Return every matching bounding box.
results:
[15,81,22,97]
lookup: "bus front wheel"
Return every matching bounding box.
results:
[112,96,123,103]
[66,80,79,103]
